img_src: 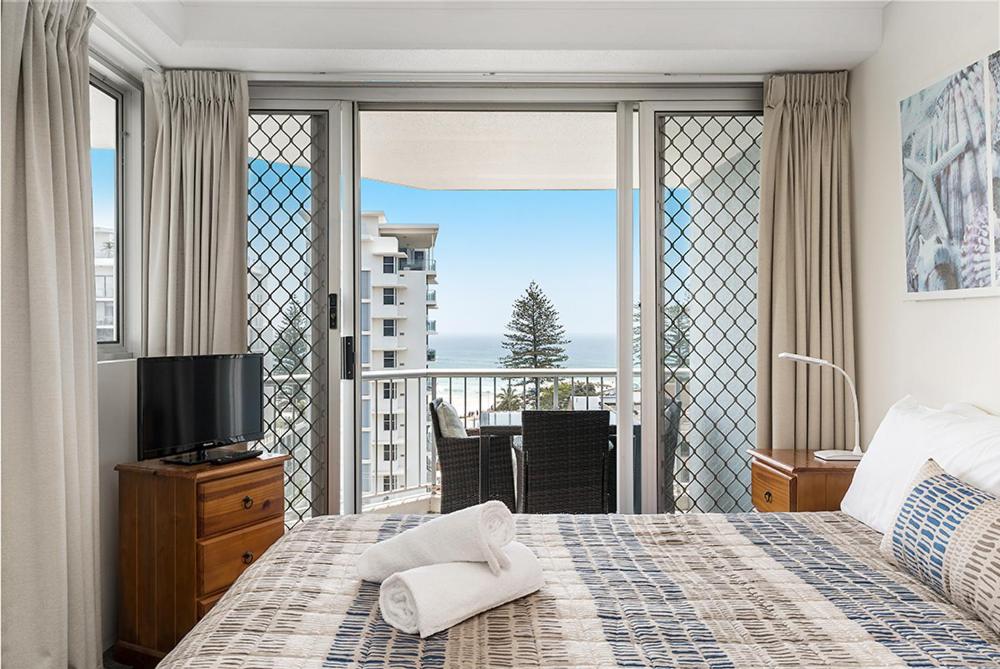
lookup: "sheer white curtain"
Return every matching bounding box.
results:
[1,1,103,666]
[142,70,249,356]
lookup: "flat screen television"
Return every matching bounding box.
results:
[137,354,265,461]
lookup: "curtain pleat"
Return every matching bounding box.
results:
[141,69,249,356]
[757,71,857,451]
[1,1,103,666]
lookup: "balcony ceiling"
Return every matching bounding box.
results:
[90,1,887,82]
[362,110,625,190]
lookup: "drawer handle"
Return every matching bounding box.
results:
[242,551,254,565]
[764,490,773,503]
[242,495,253,510]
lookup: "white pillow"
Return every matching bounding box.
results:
[942,402,994,418]
[435,401,468,439]
[840,396,1000,533]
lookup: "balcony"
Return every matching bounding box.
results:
[426,320,437,334]
[426,348,437,362]
[401,257,436,273]
[426,289,437,307]
[359,366,695,514]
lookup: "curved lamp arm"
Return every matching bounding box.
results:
[777,352,861,455]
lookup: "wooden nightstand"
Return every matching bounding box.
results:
[748,449,858,512]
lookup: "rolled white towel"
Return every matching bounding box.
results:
[358,501,515,582]
[379,541,543,638]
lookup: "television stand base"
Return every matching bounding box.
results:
[162,446,263,466]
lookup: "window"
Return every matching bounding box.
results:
[383,350,396,368]
[90,80,122,344]
[382,475,398,492]
[360,301,371,332]
[383,444,398,461]
[383,382,397,400]
[382,256,396,274]
[383,414,397,431]
[383,288,396,305]
[360,270,371,300]
[361,334,371,365]
[362,463,372,494]
[383,319,396,337]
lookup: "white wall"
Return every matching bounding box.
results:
[96,359,137,650]
[850,1,1000,441]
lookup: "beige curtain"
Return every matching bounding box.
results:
[757,72,857,452]
[1,1,103,667]
[142,70,249,356]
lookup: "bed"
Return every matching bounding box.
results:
[160,512,1000,668]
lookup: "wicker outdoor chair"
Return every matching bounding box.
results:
[430,400,516,513]
[517,410,611,514]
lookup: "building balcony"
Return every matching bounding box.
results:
[426,348,437,362]
[400,258,436,273]
[426,320,437,334]
[426,289,437,307]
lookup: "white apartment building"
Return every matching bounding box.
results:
[359,211,438,509]
[94,226,116,343]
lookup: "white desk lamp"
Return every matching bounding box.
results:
[777,352,863,461]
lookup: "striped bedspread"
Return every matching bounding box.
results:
[161,512,1000,668]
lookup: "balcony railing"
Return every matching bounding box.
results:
[426,320,437,334]
[357,367,692,512]
[426,289,437,304]
[400,258,437,272]
[426,348,437,362]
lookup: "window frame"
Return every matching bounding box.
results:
[90,75,126,350]
[383,350,396,368]
[383,318,396,337]
[383,287,396,305]
[382,256,396,274]
[89,58,142,362]
[383,381,397,400]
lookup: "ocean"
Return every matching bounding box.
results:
[429,333,617,369]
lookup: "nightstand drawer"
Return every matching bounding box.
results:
[752,461,795,512]
[197,518,284,596]
[198,468,283,538]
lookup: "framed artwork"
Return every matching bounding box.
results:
[899,52,1000,298]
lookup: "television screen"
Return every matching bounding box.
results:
[137,354,265,461]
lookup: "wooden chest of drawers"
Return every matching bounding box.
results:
[748,448,858,512]
[114,453,289,667]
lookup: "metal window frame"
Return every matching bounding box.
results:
[89,74,126,354]
[637,94,763,513]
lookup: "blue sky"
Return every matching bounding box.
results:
[91,148,116,230]
[362,178,639,336]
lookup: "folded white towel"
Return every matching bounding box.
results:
[358,501,515,583]
[379,541,543,638]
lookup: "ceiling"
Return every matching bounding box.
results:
[89,0,888,82]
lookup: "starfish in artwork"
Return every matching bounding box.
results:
[903,116,969,240]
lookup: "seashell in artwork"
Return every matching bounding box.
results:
[899,58,994,292]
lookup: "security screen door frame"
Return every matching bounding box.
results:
[638,95,763,513]
[247,98,352,518]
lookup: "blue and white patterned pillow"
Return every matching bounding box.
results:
[880,459,1000,634]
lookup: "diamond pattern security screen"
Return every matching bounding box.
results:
[658,113,762,513]
[248,113,329,527]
